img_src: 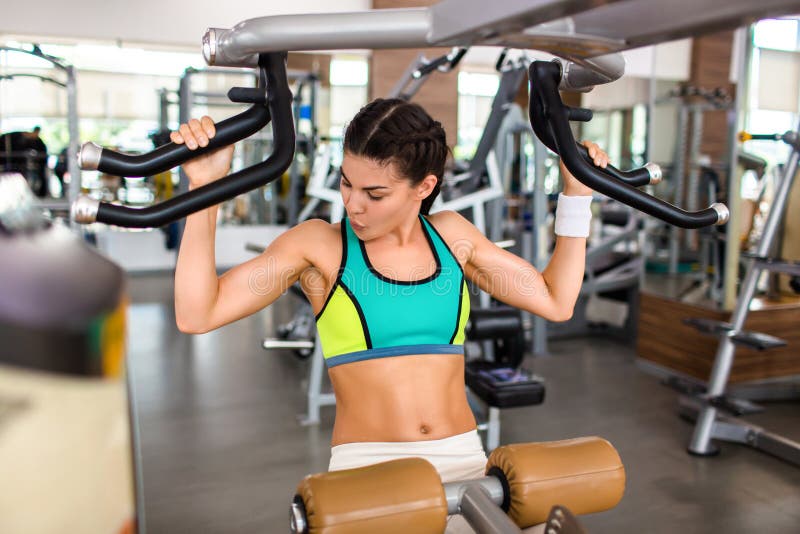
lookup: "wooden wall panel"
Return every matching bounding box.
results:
[688,31,737,174]
[369,48,459,147]
[637,292,800,383]
[371,0,458,147]
[287,53,331,87]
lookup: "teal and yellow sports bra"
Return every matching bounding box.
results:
[315,215,470,368]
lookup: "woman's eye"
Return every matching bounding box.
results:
[340,180,350,188]
[368,194,383,201]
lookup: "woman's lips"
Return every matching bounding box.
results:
[351,221,366,231]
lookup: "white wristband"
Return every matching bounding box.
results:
[554,193,593,237]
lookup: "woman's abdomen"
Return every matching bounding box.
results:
[329,354,476,446]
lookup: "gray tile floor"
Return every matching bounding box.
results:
[127,274,800,534]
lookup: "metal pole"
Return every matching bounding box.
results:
[287,80,304,226]
[668,104,688,274]
[173,70,194,248]
[531,137,549,356]
[443,476,505,514]
[685,105,704,251]
[722,26,753,310]
[177,70,193,196]
[66,65,81,205]
[645,49,657,165]
[158,88,170,131]
[459,485,521,534]
[299,340,336,426]
[308,76,318,161]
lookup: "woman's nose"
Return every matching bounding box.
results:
[344,192,365,214]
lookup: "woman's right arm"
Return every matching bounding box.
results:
[172,117,313,334]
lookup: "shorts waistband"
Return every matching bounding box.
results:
[330,429,484,456]
[329,429,487,483]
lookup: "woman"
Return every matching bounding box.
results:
[173,98,607,530]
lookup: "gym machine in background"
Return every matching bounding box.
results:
[388,46,467,101]
[640,84,736,309]
[670,125,800,466]
[0,45,81,210]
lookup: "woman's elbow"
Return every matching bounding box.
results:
[547,306,574,323]
[175,313,210,334]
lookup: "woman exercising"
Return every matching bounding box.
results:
[173,97,607,499]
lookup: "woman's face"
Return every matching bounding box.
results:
[340,153,430,240]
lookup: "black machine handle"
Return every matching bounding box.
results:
[528,61,728,229]
[78,76,271,178]
[72,53,295,228]
[529,66,657,188]
[573,143,656,187]
[414,47,467,78]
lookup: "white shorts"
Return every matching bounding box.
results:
[328,429,487,483]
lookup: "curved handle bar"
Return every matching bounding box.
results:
[575,143,661,187]
[72,53,294,228]
[79,76,271,178]
[528,61,727,229]
[528,71,659,188]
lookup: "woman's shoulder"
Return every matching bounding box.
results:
[281,218,342,260]
[425,210,479,264]
[288,218,341,238]
[426,210,475,237]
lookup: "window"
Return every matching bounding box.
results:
[328,57,368,147]
[746,18,800,164]
[753,18,799,52]
[456,71,499,160]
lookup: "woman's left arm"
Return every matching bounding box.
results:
[442,141,608,322]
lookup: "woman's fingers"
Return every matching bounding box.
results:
[582,140,608,168]
[200,116,216,139]
[188,119,209,148]
[171,117,216,149]
[179,123,197,150]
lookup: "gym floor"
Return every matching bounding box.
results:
[127,274,800,534]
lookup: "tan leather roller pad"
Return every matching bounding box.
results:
[486,437,625,528]
[296,457,447,534]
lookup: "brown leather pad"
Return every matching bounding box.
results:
[296,457,447,534]
[486,437,625,528]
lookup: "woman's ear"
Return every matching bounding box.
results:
[417,174,439,200]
